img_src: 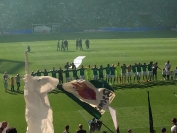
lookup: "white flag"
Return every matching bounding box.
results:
[108,106,118,130]
[24,51,59,133]
[62,80,115,114]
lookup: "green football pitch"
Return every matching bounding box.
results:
[0,31,177,133]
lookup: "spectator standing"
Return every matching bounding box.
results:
[76,124,87,133]
[63,125,70,133]
[0,121,8,133]
[171,118,177,133]
[127,129,132,133]
[161,127,166,133]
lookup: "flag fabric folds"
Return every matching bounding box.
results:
[147,91,154,133]
[24,51,59,133]
[58,79,115,119]
[108,106,119,132]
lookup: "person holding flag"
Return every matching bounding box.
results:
[171,118,177,133]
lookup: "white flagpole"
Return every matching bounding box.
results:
[25,51,29,75]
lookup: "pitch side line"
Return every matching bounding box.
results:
[78,110,88,122]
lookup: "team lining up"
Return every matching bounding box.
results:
[2,61,175,93]
[30,61,176,84]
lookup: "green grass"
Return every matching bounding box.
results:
[0,31,177,133]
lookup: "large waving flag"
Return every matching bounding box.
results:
[24,51,59,133]
[58,79,115,119]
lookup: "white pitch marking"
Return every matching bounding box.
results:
[78,110,89,122]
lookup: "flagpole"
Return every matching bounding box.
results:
[147,91,154,133]
[25,51,29,75]
[102,122,114,133]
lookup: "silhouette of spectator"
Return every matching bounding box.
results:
[0,121,7,133]
[6,127,17,133]
[127,129,132,133]
[171,118,177,133]
[161,127,166,133]
[76,124,87,133]
[63,125,70,133]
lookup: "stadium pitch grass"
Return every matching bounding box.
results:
[0,31,177,133]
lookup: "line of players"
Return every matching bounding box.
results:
[57,38,90,51]
[31,61,177,84]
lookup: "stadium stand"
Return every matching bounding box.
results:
[0,0,177,31]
